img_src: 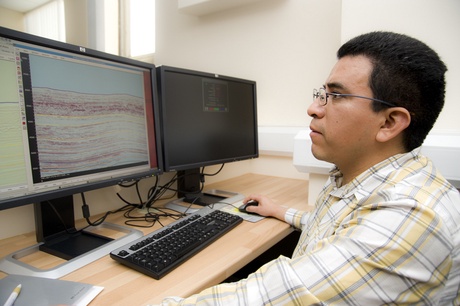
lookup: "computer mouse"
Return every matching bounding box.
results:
[238,200,259,215]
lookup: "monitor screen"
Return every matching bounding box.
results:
[156,66,258,202]
[0,26,163,211]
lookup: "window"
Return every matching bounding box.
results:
[24,0,66,42]
[23,0,155,62]
[120,0,155,61]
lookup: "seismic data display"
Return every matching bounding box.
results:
[27,54,149,182]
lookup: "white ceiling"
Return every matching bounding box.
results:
[0,0,50,13]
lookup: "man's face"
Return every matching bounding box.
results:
[307,55,386,172]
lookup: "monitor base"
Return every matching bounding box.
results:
[0,222,142,279]
[165,189,245,214]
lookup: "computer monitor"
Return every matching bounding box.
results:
[0,26,163,270]
[156,66,258,205]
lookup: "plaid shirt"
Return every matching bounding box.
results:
[160,148,460,305]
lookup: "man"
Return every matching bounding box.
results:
[158,32,460,305]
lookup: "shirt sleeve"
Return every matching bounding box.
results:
[158,255,323,306]
[284,208,309,230]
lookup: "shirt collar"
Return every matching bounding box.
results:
[327,147,422,199]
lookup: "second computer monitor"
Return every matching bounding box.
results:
[156,66,258,202]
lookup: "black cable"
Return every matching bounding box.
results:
[202,164,225,177]
[143,176,160,208]
[118,180,139,188]
[81,192,119,227]
[116,166,228,228]
[198,164,226,194]
[116,192,139,207]
[46,166,228,232]
[116,174,189,228]
[170,165,225,197]
[134,180,143,207]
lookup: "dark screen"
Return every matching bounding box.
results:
[158,67,258,171]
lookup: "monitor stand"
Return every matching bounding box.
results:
[166,190,245,215]
[0,195,142,279]
[169,168,244,213]
[177,168,204,203]
[178,168,229,206]
[34,196,115,260]
[182,192,227,206]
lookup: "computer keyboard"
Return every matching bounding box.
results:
[110,207,243,279]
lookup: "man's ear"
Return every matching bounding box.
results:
[376,107,411,143]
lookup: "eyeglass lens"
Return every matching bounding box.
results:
[313,88,327,105]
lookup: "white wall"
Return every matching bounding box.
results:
[155,0,342,128]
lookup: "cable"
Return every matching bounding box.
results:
[117,180,139,188]
[114,166,228,228]
[81,192,125,227]
[115,174,188,228]
[203,164,225,177]
[198,164,225,193]
[170,165,226,197]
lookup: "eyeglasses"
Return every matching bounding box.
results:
[313,87,397,107]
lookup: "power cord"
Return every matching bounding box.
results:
[114,165,227,228]
[81,192,125,227]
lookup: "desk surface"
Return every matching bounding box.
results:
[0,174,308,305]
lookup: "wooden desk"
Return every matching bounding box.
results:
[0,174,308,305]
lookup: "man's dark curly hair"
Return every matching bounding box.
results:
[337,31,447,151]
